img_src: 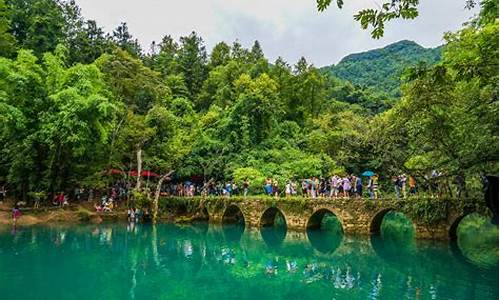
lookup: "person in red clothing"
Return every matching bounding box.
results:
[53,192,65,207]
[12,205,21,226]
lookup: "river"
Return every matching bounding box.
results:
[0,215,497,299]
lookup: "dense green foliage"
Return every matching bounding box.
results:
[322,40,441,97]
[316,0,420,38]
[0,0,497,200]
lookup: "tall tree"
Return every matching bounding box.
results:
[112,22,142,57]
[178,31,207,99]
[0,0,15,57]
[7,0,66,56]
[208,41,230,69]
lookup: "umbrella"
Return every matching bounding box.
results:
[129,170,159,177]
[141,170,159,177]
[361,171,375,177]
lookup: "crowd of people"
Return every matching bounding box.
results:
[157,173,418,199]
[1,172,421,220]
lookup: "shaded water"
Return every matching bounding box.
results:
[0,218,497,300]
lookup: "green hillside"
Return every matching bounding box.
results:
[322,40,442,97]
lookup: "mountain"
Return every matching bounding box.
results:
[322,40,442,97]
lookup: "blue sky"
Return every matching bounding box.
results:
[75,0,478,66]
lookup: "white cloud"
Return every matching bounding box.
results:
[75,0,478,66]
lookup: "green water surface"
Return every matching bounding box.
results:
[0,215,497,300]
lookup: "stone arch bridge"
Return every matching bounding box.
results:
[180,197,491,240]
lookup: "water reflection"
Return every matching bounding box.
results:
[0,223,497,300]
[222,224,245,243]
[260,226,287,249]
[307,229,342,254]
[456,213,499,268]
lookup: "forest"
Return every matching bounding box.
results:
[0,0,498,199]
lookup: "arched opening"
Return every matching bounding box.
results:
[260,207,287,249]
[370,209,416,261]
[370,209,415,238]
[222,205,245,243]
[260,207,287,227]
[306,209,343,254]
[451,213,498,268]
[306,209,343,231]
[222,205,245,225]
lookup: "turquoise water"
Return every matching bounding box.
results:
[0,220,497,300]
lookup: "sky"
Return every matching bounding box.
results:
[74,0,478,67]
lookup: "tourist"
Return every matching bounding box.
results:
[330,176,338,198]
[291,180,297,196]
[264,178,273,195]
[336,177,343,198]
[311,177,319,198]
[232,182,238,195]
[225,182,232,197]
[103,199,113,212]
[392,176,401,199]
[409,176,417,195]
[400,174,407,198]
[371,174,378,199]
[285,181,292,198]
[54,192,65,207]
[12,204,21,226]
[320,178,328,197]
[272,179,280,198]
[356,176,363,198]
[243,178,250,197]
[0,185,5,203]
[350,175,357,197]
[301,179,307,197]
[342,177,351,198]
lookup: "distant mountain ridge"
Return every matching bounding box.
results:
[322,40,442,97]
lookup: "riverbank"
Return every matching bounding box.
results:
[0,202,127,226]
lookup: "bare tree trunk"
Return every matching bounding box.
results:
[136,148,142,191]
[153,170,174,224]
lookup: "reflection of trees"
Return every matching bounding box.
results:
[0,223,497,299]
[456,213,499,268]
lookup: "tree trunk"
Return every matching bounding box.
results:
[152,171,174,224]
[136,148,142,191]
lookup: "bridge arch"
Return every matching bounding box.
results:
[222,204,245,225]
[306,208,343,231]
[448,214,467,240]
[260,207,287,228]
[448,212,494,240]
[370,208,415,235]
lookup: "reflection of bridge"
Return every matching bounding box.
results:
[173,197,490,240]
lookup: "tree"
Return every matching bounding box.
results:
[7,0,66,56]
[315,0,492,39]
[0,0,15,57]
[97,48,170,114]
[208,41,230,69]
[112,22,142,57]
[178,31,207,99]
[148,34,179,78]
[0,45,118,196]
